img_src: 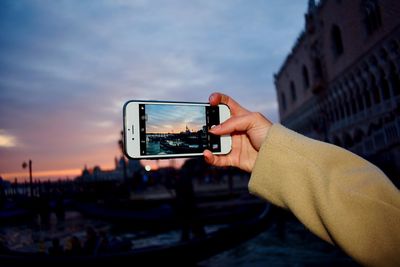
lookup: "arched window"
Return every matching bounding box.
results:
[357,89,365,111]
[388,62,400,96]
[331,24,344,57]
[389,40,400,56]
[339,96,346,119]
[333,99,339,121]
[351,95,358,114]
[379,48,388,62]
[370,74,381,104]
[379,69,391,100]
[361,0,382,35]
[327,107,333,123]
[326,101,334,123]
[334,105,339,121]
[345,98,351,116]
[364,90,372,108]
[290,81,297,102]
[314,58,323,79]
[280,92,287,111]
[302,65,310,90]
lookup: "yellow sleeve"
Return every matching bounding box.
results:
[249,124,400,267]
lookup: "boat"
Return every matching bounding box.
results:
[0,208,35,224]
[0,203,273,266]
[160,139,204,153]
[0,200,36,225]
[74,195,265,231]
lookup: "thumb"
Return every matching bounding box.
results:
[203,150,232,167]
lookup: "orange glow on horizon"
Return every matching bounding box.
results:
[147,123,205,135]
[1,168,83,182]
[1,159,186,182]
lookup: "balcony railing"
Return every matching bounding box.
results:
[356,118,400,156]
[329,96,400,133]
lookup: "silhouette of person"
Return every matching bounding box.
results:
[95,230,109,254]
[54,190,65,221]
[83,226,98,255]
[36,195,51,225]
[174,158,205,242]
[48,237,63,256]
[0,235,10,254]
[65,236,82,256]
[0,181,5,209]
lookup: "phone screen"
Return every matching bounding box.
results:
[138,104,221,156]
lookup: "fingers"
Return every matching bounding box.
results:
[209,113,256,136]
[209,92,249,115]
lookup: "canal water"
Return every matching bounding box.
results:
[199,218,359,267]
[0,211,358,266]
[147,139,163,155]
[0,211,222,253]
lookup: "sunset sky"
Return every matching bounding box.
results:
[145,104,206,134]
[0,0,308,181]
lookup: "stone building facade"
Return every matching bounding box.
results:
[274,0,400,179]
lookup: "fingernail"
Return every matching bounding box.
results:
[209,93,216,103]
[210,124,220,131]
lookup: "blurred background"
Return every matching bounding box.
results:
[0,0,399,265]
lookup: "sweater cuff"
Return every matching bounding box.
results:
[248,123,316,208]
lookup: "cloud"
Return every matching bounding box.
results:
[0,0,308,176]
[0,130,17,148]
[146,104,206,133]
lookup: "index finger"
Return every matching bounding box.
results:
[209,92,249,115]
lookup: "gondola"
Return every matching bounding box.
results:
[74,195,265,231]
[160,139,203,153]
[0,207,35,224]
[0,203,273,266]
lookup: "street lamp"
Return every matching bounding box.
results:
[22,159,33,197]
[118,131,127,182]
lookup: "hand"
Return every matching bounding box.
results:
[203,92,272,172]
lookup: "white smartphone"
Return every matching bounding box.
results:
[123,100,232,159]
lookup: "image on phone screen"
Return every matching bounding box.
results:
[138,104,221,156]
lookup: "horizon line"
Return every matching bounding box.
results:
[0,168,83,182]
